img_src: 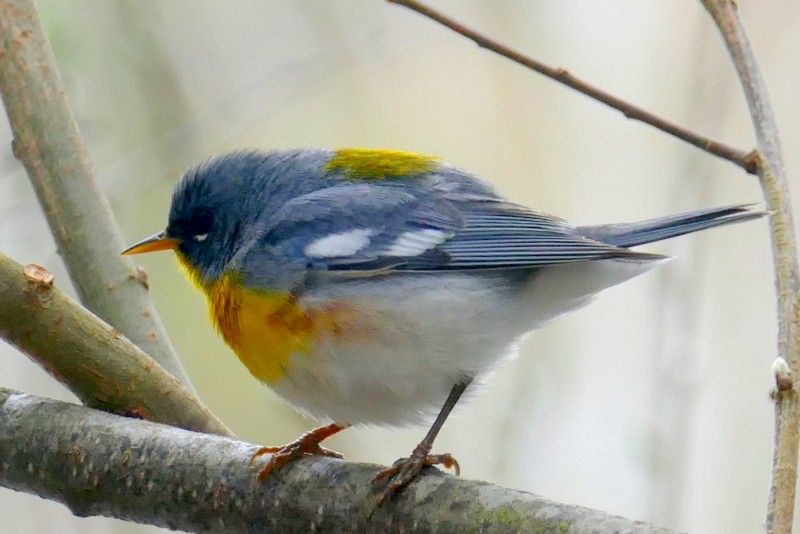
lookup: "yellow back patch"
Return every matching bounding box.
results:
[326,148,442,180]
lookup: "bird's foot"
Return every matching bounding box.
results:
[372,442,460,503]
[252,423,345,481]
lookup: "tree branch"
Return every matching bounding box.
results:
[0,253,232,437]
[387,0,755,174]
[700,2,800,532]
[0,0,195,392]
[0,389,681,534]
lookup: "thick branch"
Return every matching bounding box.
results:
[0,0,194,392]
[700,3,800,533]
[0,389,680,534]
[0,253,232,437]
[387,0,755,173]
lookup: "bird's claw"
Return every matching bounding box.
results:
[372,451,460,504]
[251,429,344,481]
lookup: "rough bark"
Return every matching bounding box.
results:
[0,389,681,534]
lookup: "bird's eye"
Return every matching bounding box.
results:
[191,210,213,237]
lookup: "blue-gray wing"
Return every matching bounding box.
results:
[234,182,459,286]
[403,203,655,270]
[271,182,464,272]
[234,182,653,287]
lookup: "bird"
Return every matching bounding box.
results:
[123,147,764,502]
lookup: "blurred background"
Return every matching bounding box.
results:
[0,1,794,532]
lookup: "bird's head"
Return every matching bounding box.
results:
[123,152,276,286]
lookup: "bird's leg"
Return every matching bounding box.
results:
[252,422,347,481]
[373,378,472,503]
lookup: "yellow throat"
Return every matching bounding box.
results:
[176,253,335,383]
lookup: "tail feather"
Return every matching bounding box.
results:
[578,203,766,248]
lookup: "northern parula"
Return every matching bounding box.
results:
[123,148,764,501]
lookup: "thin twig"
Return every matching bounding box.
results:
[0,0,196,392]
[0,253,233,437]
[700,2,799,533]
[0,389,682,534]
[387,0,755,174]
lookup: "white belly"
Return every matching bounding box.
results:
[269,258,662,426]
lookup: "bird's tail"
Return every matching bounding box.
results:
[578,203,766,248]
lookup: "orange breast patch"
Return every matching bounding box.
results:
[205,273,353,383]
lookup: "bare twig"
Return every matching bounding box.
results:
[0,253,233,437]
[389,0,793,529]
[0,0,195,392]
[700,2,799,533]
[0,389,682,534]
[387,0,755,173]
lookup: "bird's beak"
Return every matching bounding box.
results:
[122,230,180,256]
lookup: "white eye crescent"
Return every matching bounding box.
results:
[194,234,208,242]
